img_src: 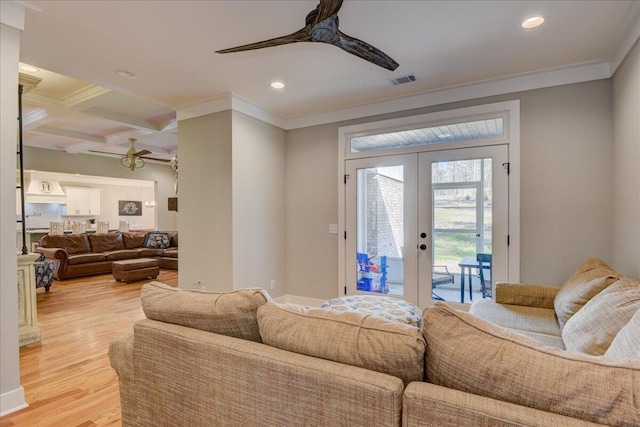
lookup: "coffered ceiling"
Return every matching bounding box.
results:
[9,0,640,161]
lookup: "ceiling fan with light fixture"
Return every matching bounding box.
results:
[216,0,399,71]
[120,138,151,171]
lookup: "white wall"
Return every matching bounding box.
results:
[612,39,640,279]
[232,111,286,296]
[286,79,616,300]
[0,4,26,415]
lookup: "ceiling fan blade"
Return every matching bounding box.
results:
[314,0,344,24]
[134,149,152,157]
[334,30,399,71]
[216,27,312,54]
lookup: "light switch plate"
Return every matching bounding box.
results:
[329,224,338,234]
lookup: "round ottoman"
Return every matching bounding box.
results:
[321,295,422,329]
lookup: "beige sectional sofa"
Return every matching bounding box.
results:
[110,260,639,427]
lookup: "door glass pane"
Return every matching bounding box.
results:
[355,166,404,296]
[431,158,492,303]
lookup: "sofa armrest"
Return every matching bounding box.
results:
[494,282,559,309]
[108,331,136,427]
[402,382,604,427]
[36,247,67,260]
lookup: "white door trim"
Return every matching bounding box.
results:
[338,100,520,305]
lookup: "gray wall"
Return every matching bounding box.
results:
[612,39,640,279]
[1,17,24,413]
[179,110,234,291]
[22,147,177,231]
[286,79,616,300]
[232,111,286,296]
[178,110,287,295]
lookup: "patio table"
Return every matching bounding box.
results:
[458,256,479,303]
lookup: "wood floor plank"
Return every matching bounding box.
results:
[0,270,178,427]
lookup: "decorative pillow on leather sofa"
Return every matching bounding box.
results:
[141,282,271,342]
[605,308,640,360]
[257,302,425,385]
[554,258,620,328]
[423,302,640,427]
[143,232,172,249]
[562,277,640,355]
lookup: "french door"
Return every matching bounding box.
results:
[345,145,508,307]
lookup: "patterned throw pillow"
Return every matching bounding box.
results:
[143,232,172,249]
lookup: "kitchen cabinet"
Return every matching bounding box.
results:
[65,187,101,216]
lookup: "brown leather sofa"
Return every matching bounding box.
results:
[36,231,178,280]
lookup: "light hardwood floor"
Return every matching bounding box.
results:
[0,270,178,427]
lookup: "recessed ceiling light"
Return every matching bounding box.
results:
[437,133,452,138]
[20,64,39,73]
[270,81,285,89]
[522,16,544,29]
[115,69,136,79]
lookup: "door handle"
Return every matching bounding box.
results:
[419,244,427,251]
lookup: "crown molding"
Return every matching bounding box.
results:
[283,62,611,130]
[23,84,110,109]
[176,62,611,131]
[175,93,287,129]
[610,0,640,74]
[0,2,25,31]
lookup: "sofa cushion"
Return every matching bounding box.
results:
[257,302,425,385]
[562,277,640,355]
[40,233,91,254]
[104,249,140,261]
[167,231,178,247]
[121,231,147,249]
[143,232,172,249]
[605,308,640,360]
[67,252,106,265]
[469,300,561,337]
[163,248,178,258]
[423,302,640,427]
[554,258,620,329]
[138,248,164,257]
[88,232,125,253]
[141,282,271,343]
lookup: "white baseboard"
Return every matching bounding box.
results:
[272,294,326,308]
[0,386,27,417]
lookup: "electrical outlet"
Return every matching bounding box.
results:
[270,279,276,290]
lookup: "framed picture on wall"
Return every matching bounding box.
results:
[119,200,142,216]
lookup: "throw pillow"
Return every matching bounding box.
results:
[423,302,640,427]
[605,308,640,360]
[141,282,272,342]
[257,302,425,385]
[554,258,620,329]
[143,232,172,249]
[562,277,640,355]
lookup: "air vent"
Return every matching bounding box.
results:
[389,74,416,86]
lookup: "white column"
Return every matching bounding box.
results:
[0,2,27,416]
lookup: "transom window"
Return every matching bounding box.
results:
[350,117,503,153]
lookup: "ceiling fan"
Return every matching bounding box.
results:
[216,0,399,71]
[120,138,152,171]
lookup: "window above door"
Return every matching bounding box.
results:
[350,117,504,153]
